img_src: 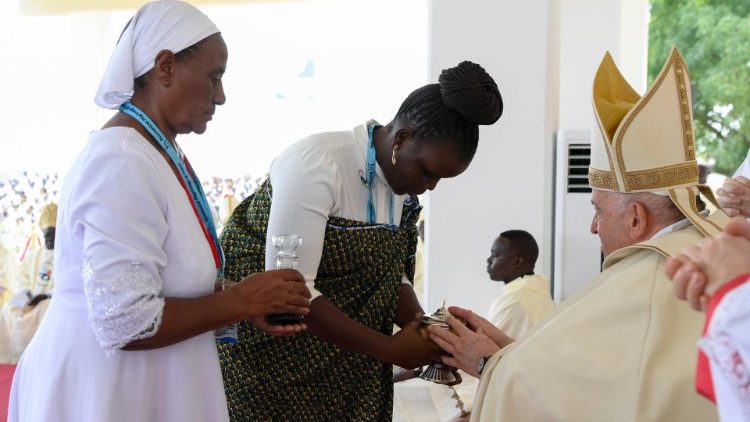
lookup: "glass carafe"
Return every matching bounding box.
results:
[266,234,305,325]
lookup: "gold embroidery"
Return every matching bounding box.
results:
[593,113,621,190]
[667,188,701,234]
[590,48,701,195]
[622,161,698,191]
[588,167,618,190]
[697,185,730,218]
[673,54,695,161]
[668,186,722,238]
[686,186,722,234]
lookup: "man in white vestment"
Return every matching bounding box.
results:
[484,230,554,338]
[393,230,554,421]
[0,203,56,364]
[427,48,728,421]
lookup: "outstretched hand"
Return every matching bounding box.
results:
[388,319,444,369]
[230,269,312,336]
[426,306,512,377]
[251,314,307,337]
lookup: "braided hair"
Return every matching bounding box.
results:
[394,61,503,161]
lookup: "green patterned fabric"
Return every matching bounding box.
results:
[219,179,421,421]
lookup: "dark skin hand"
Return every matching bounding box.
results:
[303,284,442,369]
[124,269,311,350]
[395,282,424,328]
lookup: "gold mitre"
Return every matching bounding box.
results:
[589,47,726,237]
[39,203,58,230]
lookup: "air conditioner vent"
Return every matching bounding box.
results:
[553,130,600,302]
[567,143,591,193]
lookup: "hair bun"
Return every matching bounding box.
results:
[438,61,503,125]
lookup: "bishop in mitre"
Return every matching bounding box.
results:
[429,48,728,421]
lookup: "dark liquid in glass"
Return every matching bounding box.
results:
[266,313,304,325]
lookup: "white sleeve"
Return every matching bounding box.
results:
[266,146,338,301]
[700,280,750,420]
[734,150,750,177]
[71,145,168,354]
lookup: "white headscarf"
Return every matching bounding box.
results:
[94,0,219,109]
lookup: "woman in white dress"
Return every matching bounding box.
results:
[7,1,311,421]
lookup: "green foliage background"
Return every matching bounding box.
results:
[649,0,750,175]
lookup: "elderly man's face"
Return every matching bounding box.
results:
[590,189,634,257]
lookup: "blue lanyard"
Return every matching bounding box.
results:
[366,123,395,225]
[119,101,224,276]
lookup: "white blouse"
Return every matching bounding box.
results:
[266,121,411,300]
[699,278,750,422]
[734,150,750,177]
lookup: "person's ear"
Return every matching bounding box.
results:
[153,49,177,87]
[393,127,415,150]
[629,201,650,241]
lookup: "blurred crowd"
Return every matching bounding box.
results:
[0,171,264,260]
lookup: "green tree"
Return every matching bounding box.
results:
[649,0,750,175]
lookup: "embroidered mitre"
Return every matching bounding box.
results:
[589,47,727,237]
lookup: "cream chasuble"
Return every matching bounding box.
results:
[487,274,555,340]
[471,224,719,422]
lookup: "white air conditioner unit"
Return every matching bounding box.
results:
[552,130,602,303]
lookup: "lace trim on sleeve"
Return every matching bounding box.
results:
[83,258,165,355]
[700,283,750,417]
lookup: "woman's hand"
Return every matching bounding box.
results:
[387,320,444,369]
[717,176,750,217]
[227,269,311,336]
[250,314,308,337]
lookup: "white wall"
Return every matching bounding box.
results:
[423,0,557,315]
[423,0,649,315]
[558,0,649,130]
